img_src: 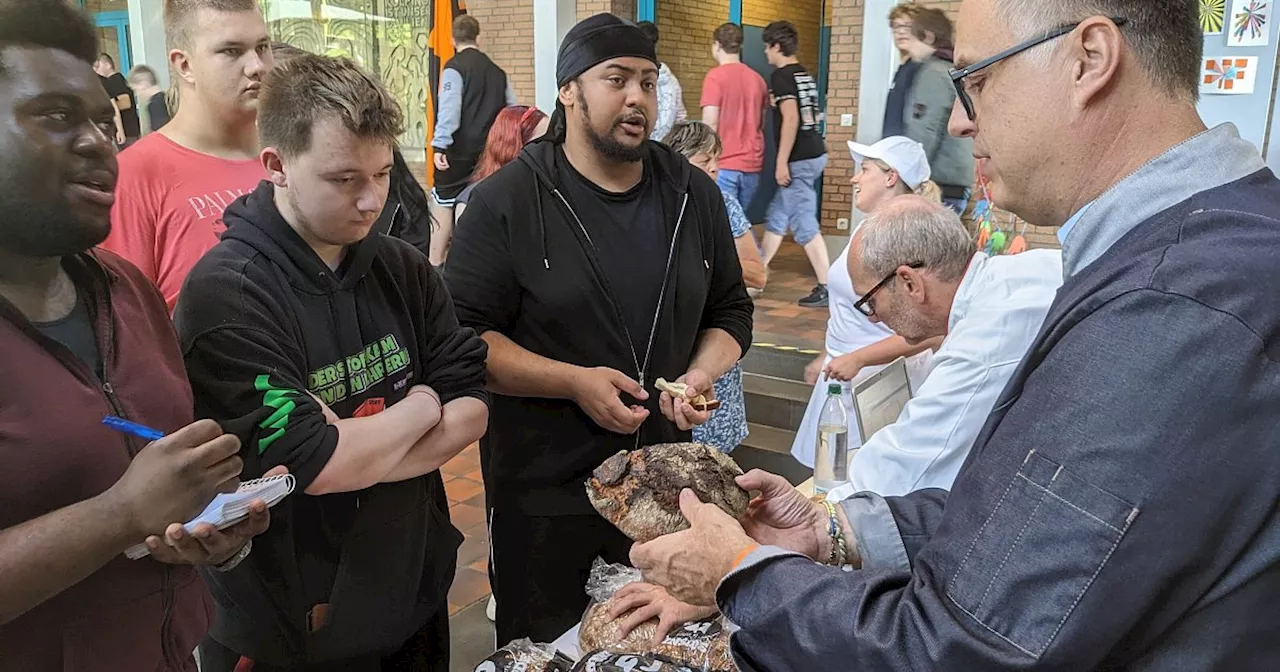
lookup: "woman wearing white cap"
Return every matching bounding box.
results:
[791,136,942,467]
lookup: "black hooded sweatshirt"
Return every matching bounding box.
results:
[173,182,488,664]
[445,138,753,517]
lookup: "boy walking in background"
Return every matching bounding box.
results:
[760,21,831,307]
[702,22,769,217]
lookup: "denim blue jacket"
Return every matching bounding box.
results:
[716,124,1280,669]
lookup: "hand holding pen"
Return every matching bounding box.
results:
[101,416,282,567]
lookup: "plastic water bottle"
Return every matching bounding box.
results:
[814,383,850,495]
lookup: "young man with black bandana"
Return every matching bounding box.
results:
[446,13,754,644]
[175,54,489,670]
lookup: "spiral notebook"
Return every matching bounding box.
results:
[125,474,296,560]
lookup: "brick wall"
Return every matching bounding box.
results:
[817,0,863,230]
[467,0,538,104]
[578,0,637,21]
[656,0,730,115]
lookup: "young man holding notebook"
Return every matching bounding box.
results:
[175,54,488,671]
[0,2,273,669]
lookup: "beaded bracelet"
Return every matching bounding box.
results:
[821,501,848,566]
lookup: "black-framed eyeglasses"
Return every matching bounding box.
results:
[948,16,1128,121]
[854,262,924,317]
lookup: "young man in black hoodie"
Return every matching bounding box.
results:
[175,54,489,671]
[445,13,754,644]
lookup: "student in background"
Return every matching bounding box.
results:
[760,21,831,308]
[101,0,274,311]
[94,53,139,146]
[664,120,764,455]
[702,22,769,217]
[455,104,549,222]
[127,64,170,133]
[886,5,974,214]
[636,21,687,142]
[429,14,517,268]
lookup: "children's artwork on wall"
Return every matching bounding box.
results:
[1202,56,1259,94]
[1228,0,1270,47]
[1202,0,1227,34]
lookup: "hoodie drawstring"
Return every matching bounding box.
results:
[536,187,549,270]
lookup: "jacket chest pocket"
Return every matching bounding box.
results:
[946,449,1139,659]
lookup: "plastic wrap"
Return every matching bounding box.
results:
[474,638,575,672]
[572,650,699,672]
[577,559,735,672]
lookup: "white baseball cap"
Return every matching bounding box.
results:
[847,136,931,190]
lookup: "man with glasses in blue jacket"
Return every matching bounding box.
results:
[627,1,1280,668]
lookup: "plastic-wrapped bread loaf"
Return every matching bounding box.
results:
[579,600,735,672]
[474,639,575,672]
[572,649,701,672]
[586,443,750,543]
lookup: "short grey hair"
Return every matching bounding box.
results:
[859,196,974,282]
[992,0,1201,102]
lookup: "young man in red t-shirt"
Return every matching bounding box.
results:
[101,0,273,311]
[701,23,769,214]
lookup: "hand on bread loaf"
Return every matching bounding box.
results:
[607,582,718,646]
[630,489,755,606]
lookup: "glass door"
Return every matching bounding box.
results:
[94,11,132,74]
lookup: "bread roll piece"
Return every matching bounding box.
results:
[579,600,735,672]
[586,443,750,543]
[655,378,720,411]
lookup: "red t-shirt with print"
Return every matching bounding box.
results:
[101,133,265,311]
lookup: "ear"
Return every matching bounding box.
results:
[898,265,929,304]
[1071,17,1125,110]
[169,48,195,87]
[558,81,576,108]
[261,148,287,187]
[886,169,901,189]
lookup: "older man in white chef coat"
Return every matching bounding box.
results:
[826,194,1061,499]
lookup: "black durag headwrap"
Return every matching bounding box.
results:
[548,13,657,141]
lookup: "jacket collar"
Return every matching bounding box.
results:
[1061,123,1265,279]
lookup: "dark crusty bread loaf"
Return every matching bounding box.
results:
[585,443,750,543]
[579,600,735,672]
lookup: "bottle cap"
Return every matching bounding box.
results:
[828,383,842,395]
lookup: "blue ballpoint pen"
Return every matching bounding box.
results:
[102,415,166,442]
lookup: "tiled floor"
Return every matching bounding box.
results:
[750,229,835,352]
[442,445,491,617]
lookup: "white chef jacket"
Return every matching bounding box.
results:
[826,249,1064,499]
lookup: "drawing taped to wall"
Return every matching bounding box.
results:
[1201,56,1259,94]
[1202,0,1227,34]
[1228,0,1270,47]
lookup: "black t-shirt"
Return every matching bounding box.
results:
[101,72,140,139]
[882,59,921,138]
[770,63,826,162]
[147,92,170,132]
[554,147,669,359]
[34,293,102,378]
